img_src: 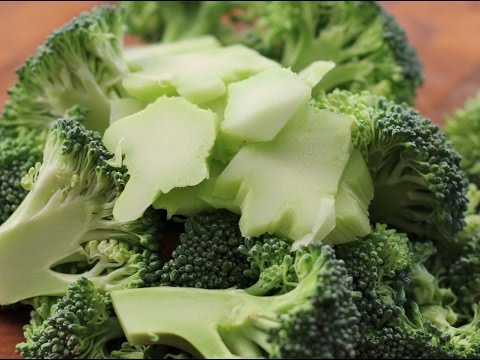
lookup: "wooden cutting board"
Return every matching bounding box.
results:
[1,1,480,358]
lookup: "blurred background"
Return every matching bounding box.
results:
[1,1,480,124]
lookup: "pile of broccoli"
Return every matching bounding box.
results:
[1,2,480,359]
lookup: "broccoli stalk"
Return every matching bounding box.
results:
[112,245,360,359]
[0,119,164,305]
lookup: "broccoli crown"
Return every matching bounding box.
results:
[446,236,480,317]
[336,224,412,329]
[111,244,360,359]
[0,126,46,224]
[315,90,468,245]
[0,119,165,305]
[444,91,480,186]
[155,210,295,292]
[356,304,455,359]
[17,278,124,359]
[2,6,127,133]
[156,210,258,289]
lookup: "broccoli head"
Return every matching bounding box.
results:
[315,90,468,245]
[111,245,361,359]
[2,6,127,133]
[444,91,480,186]
[0,119,165,305]
[17,278,124,359]
[155,210,296,294]
[0,126,47,225]
[336,224,412,330]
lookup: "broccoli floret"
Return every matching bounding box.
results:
[122,1,239,43]
[336,224,412,329]
[155,210,294,292]
[111,245,361,359]
[315,90,468,245]
[444,91,480,186]
[0,119,165,305]
[356,303,457,359]
[445,234,480,318]
[2,6,127,133]
[0,127,47,224]
[17,278,124,359]
[123,1,423,104]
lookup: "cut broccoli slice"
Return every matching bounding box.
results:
[152,161,227,218]
[122,45,279,105]
[0,119,165,305]
[315,90,468,245]
[124,36,221,71]
[214,103,355,248]
[2,6,127,133]
[221,67,311,144]
[103,96,218,223]
[111,245,360,359]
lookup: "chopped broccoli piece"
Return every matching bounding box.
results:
[2,6,127,133]
[315,90,468,246]
[444,91,480,186]
[122,45,279,105]
[214,103,361,247]
[124,36,221,71]
[103,96,218,223]
[123,1,423,104]
[0,119,165,305]
[112,244,361,359]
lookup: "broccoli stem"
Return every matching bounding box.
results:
[111,286,287,358]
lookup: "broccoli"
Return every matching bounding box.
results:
[155,210,295,293]
[0,127,46,225]
[111,244,361,359]
[17,278,130,359]
[444,91,480,186]
[336,224,412,330]
[0,119,165,305]
[0,106,87,226]
[122,1,423,104]
[315,90,468,245]
[2,6,127,133]
[155,210,257,289]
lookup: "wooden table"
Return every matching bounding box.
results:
[1,2,480,358]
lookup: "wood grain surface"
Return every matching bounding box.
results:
[1,1,480,358]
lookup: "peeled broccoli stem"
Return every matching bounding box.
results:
[112,266,319,359]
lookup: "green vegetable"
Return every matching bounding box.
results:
[315,90,468,246]
[444,91,480,186]
[2,6,127,133]
[214,103,370,247]
[111,245,360,359]
[103,96,218,223]
[122,1,423,104]
[122,45,278,105]
[0,119,164,305]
